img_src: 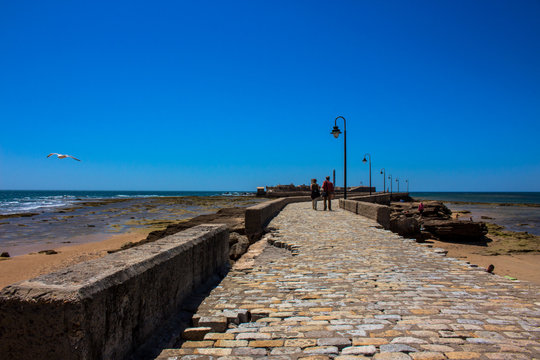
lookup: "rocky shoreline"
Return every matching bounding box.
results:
[389,200,488,242]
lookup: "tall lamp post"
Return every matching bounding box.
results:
[331,116,347,199]
[405,179,409,193]
[388,174,393,195]
[396,178,400,192]
[362,153,372,195]
[380,168,386,193]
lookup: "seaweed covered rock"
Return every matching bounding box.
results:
[422,219,488,240]
[388,200,487,242]
[389,215,420,237]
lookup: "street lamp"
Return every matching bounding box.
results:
[380,168,386,193]
[396,178,400,192]
[331,116,347,199]
[362,153,372,195]
[388,174,393,195]
[405,179,409,193]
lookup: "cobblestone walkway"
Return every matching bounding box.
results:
[158,202,540,359]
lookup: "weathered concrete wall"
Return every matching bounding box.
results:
[0,224,229,360]
[245,196,310,239]
[339,199,391,229]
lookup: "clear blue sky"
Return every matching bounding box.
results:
[1,0,539,191]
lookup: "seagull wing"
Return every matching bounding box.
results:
[68,155,81,161]
[47,153,58,158]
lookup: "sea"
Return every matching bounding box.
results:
[0,190,258,256]
[0,190,253,215]
[409,192,540,205]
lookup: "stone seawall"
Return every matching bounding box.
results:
[348,192,410,205]
[245,196,310,240]
[0,224,229,360]
[339,199,391,229]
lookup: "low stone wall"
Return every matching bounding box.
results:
[245,196,310,240]
[339,199,391,229]
[0,224,229,360]
[348,192,410,205]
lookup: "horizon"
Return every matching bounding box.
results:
[1,189,539,194]
[1,1,539,192]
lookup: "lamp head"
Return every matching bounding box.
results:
[331,125,342,139]
[380,170,383,174]
[362,157,367,163]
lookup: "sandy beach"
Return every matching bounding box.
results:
[427,238,540,285]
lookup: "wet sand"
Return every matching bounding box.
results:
[0,230,150,289]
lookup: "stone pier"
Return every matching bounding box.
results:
[158,202,540,359]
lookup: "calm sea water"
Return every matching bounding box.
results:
[0,190,253,215]
[410,192,540,205]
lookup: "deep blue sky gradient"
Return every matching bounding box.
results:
[1,0,539,191]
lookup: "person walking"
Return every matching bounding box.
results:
[310,178,320,210]
[322,176,334,211]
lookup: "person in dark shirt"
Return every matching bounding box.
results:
[322,176,335,211]
[310,178,321,210]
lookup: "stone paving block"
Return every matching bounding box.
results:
[316,337,352,349]
[198,316,228,332]
[373,353,412,360]
[232,347,268,356]
[444,352,482,359]
[215,340,249,347]
[284,338,318,348]
[409,352,446,360]
[182,341,215,348]
[341,345,377,355]
[352,337,389,346]
[485,353,531,359]
[248,339,284,347]
[391,336,428,344]
[269,347,303,355]
[183,327,213,341]
[303,346,339,355]
[195,347,233,356]
[236,332,272,340]
[380,343,418,352]
[204,332,236,340]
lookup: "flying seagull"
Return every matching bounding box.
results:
[47,153,81,161]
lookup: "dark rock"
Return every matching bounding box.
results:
[0,252,10,258]
[422,219,488,240]
[38,249,58,255]
[389,215,420,238]
[481,216,493,220]
[229,233,250,260]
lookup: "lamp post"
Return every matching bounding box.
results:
[396,178,400,192]
[331,116,347,199]
[380,168,386,193]
[362,153,372,195]
[405,179,409,193]
[388,174,393,195]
